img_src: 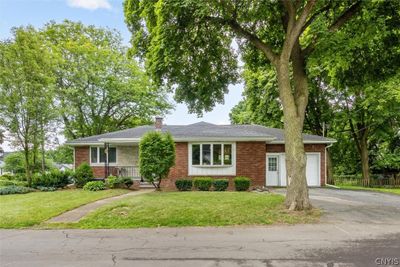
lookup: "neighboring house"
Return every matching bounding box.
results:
[66,118,336,189]
[53,163,73,172]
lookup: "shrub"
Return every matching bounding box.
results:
[74,163,93,188]
[83,181,105,191]
[175,179,193,191]
[31,170,71,188]
[0,173,16,180]
[0,185,35,195]
[117,177,134,188]
[36,186,57,192]
[234,177,251,191]
[139,131,175,189]
[213,179,229,191]
[193,177,213,191]
[106,175,118,189]
[0,179,28,187]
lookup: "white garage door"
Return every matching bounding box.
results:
[266,153,320,187]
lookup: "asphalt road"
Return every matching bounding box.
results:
[1,188,400,267]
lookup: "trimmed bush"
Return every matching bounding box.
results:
[175,179,193,191]
[0,185,35,195]
[31,170,71,188]
[117,177,133,188]
[106,175,118,189]
[83,181,105,191]
[213,179,229,191]
[234,177,251,191]
[74,163,93,188]
[193,177,213,191]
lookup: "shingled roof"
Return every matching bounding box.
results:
[66,122,336,145]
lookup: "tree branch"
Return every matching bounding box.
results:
[204,16,279,65]
[303,1,362,56]
[282,0,317,61]
[328,1,362,32]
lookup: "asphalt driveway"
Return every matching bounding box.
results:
[1,188,399,267]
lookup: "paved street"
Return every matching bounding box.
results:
[1,188,400,267]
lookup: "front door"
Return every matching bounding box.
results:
[267,155,279,186]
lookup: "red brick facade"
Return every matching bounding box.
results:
[74,146,105,177]
[162,142,267,190]
[265,144,326,186]
[73,142,326,189]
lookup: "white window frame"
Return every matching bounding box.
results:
[190,143,234,167]
[90,146,117,166]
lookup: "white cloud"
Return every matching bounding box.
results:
[67,0,112,10]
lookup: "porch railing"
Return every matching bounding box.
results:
[108,166,141,180]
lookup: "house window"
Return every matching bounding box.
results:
[90,147,116,164]
[191,143,233,166]
[268,157,277,171]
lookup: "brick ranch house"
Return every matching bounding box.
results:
[67,118,336,189]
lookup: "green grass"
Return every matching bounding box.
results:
[0,189,130,228]
[337,185,400,195]
[46,192,320,229]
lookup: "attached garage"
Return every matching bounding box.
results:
[266,153,321,187]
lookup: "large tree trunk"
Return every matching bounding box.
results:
[360,131,370,186]
[276,60,311,211]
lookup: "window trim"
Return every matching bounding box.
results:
[190,142,234,167]
[90,146,117,166]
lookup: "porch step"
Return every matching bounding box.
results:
[139,182,154,189]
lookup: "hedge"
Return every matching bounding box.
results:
[234,177,251,191]
[175,179,193,191]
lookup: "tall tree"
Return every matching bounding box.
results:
[0,27,56,185]
[124,0,363,210]
[309,1,400,185]
[43,20,171,139]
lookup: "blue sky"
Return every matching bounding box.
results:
[0,0,244,127]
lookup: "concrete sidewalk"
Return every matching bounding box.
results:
[47,189,153,223]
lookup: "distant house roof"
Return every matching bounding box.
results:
[66,122,336,145]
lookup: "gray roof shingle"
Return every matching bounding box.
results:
[66,122,335,144]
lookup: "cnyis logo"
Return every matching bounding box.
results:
[375,257,399,265]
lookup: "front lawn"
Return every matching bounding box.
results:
[337,185,400,195]
[0,189,129,228]
[50,192,319,229]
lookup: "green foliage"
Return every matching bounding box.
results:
[234,177,251,191]
[42,20,171,139]
[74,163,93,188]
[46,145,73,164]
[31,170,71,188]
[36,186,57,192]
[117,177,134,188]
[0,173,16,180]
[0,186,35,195]
[139,131,175,188]
[175,179,193,191]
[106,175,119,189]
[193,177,213,191]
[0,179,28,187]
[3,152,55,175]
[83,181,105,191]
[0,26,57,183]
[212,179,229,191]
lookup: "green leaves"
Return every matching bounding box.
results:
[42,20,172,139]
[139,131,175,188]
